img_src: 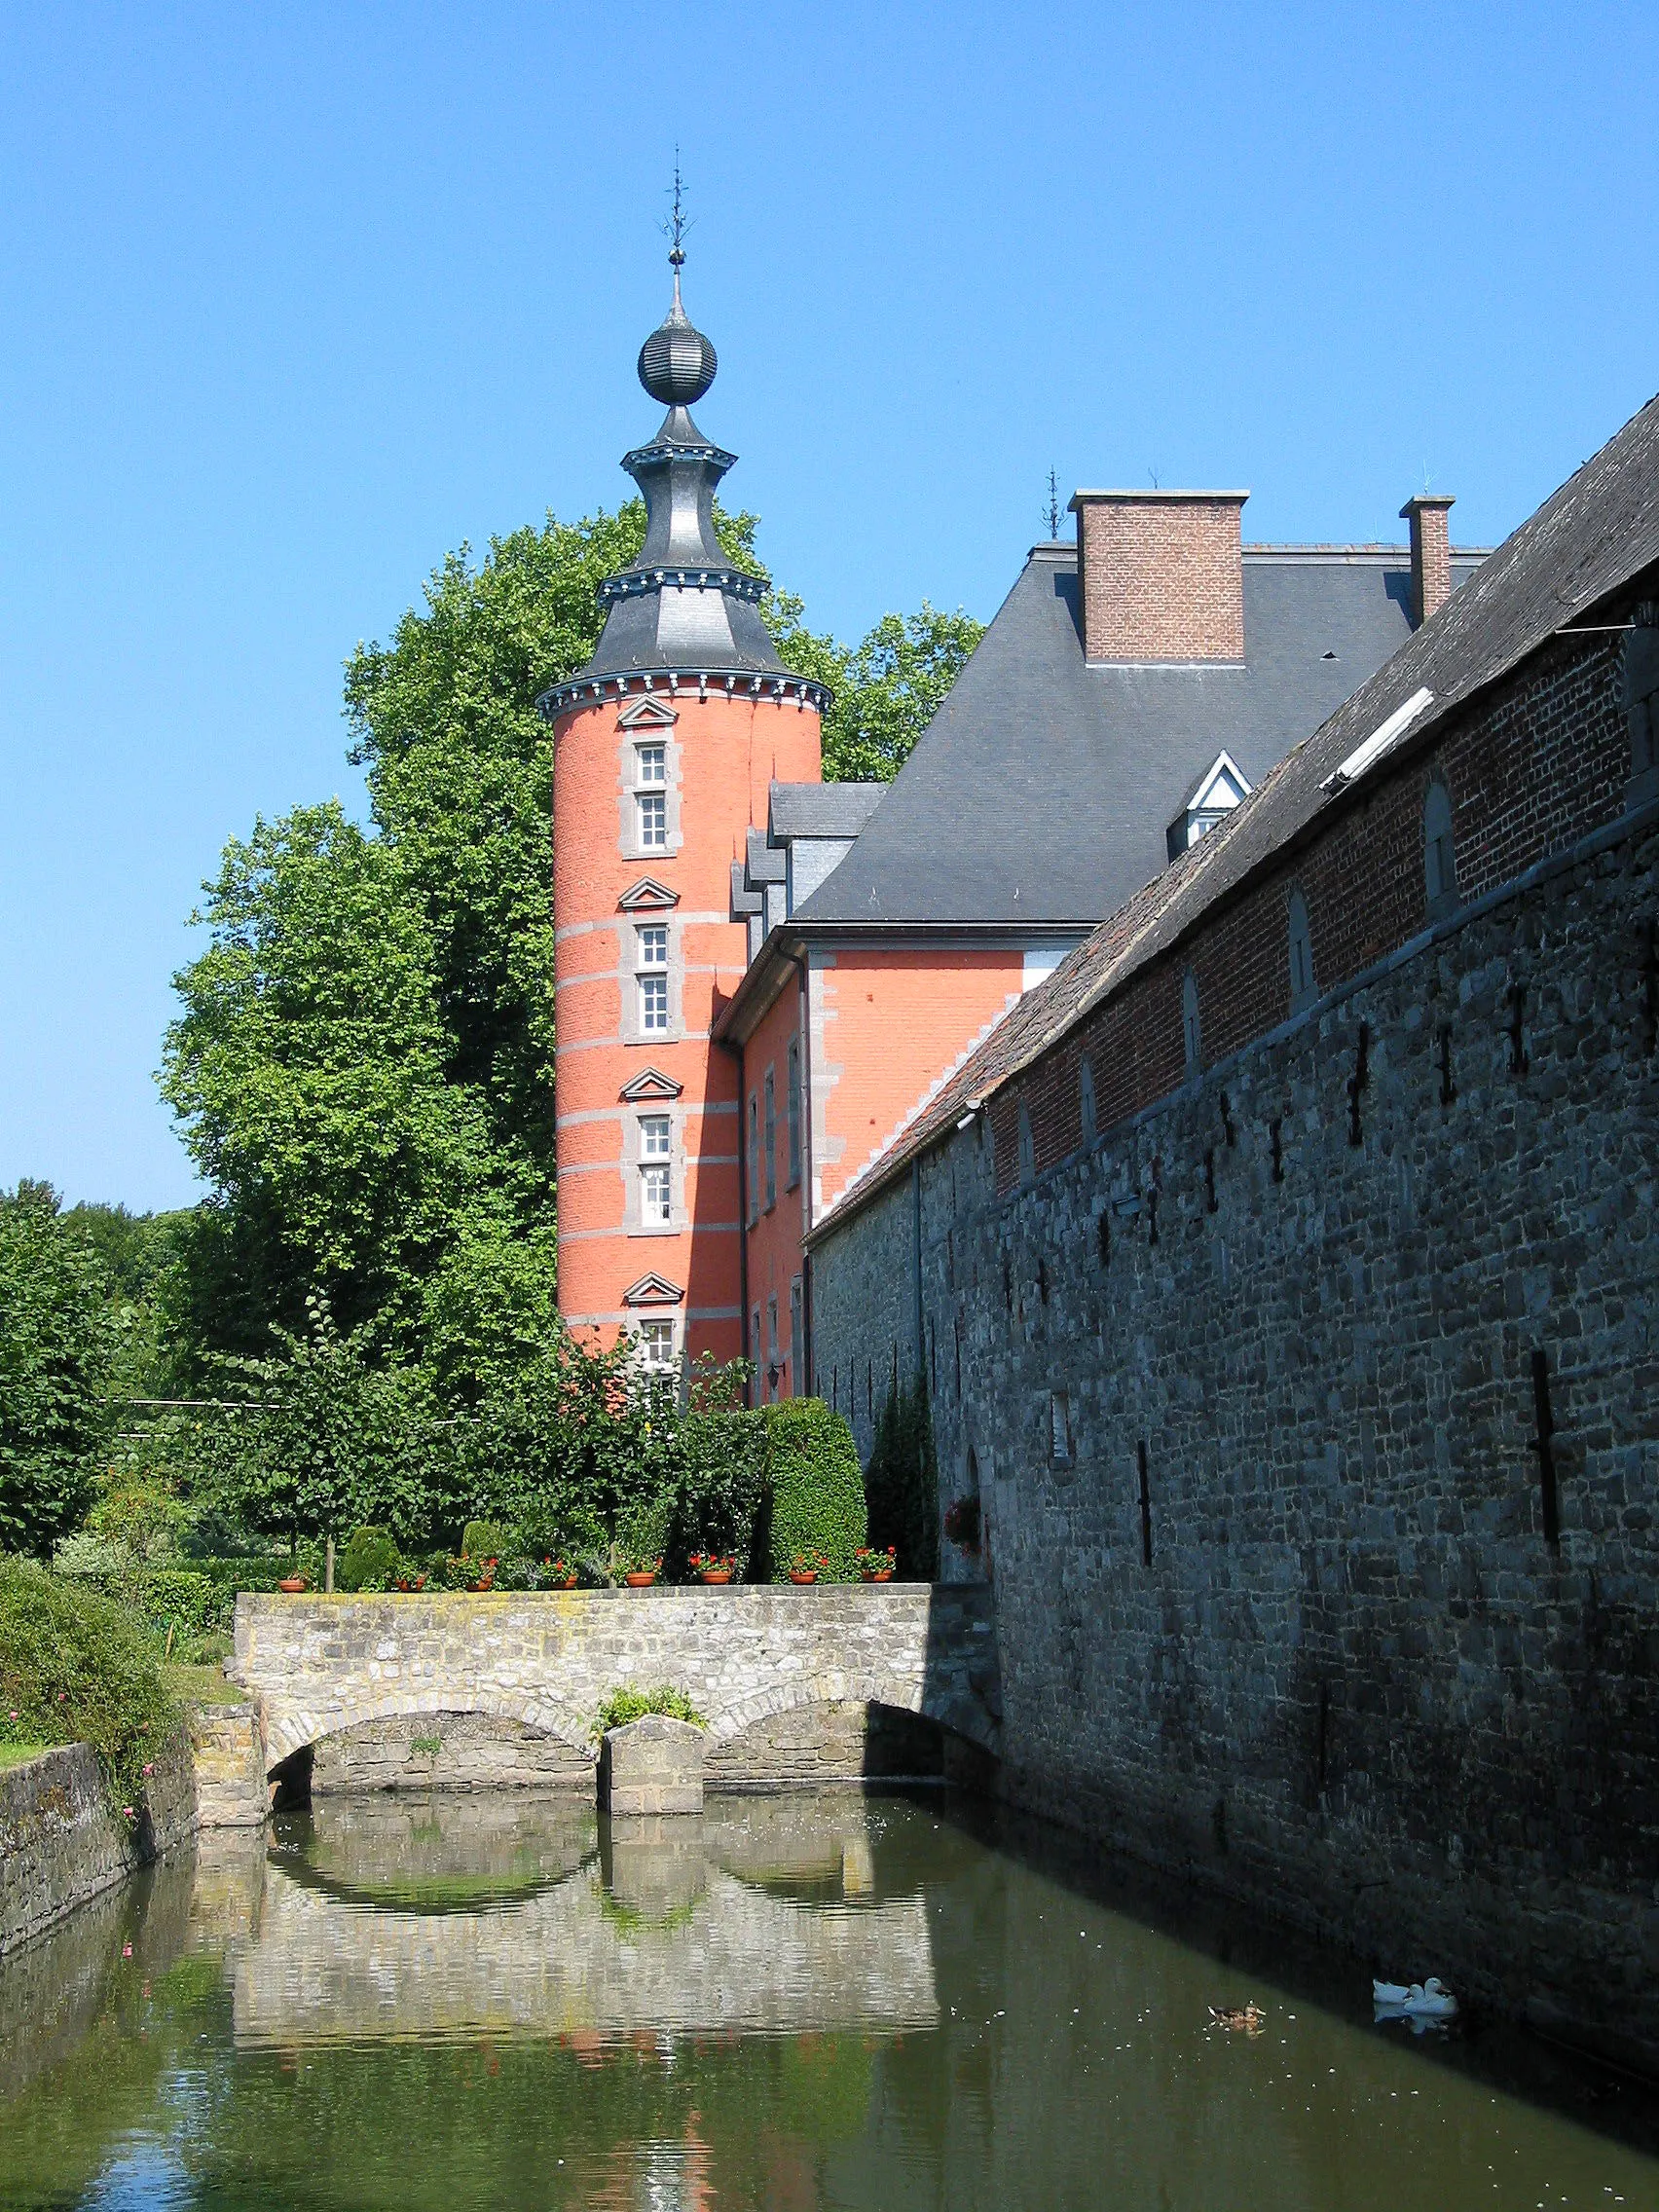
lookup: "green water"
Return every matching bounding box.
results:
[1,1790,1654,2210]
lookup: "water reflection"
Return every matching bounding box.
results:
[235,1795,938,2044]
[0,1790,1655,2212]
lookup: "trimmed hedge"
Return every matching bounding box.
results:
[0,1555,180,1811]
[756,1401,867,1583]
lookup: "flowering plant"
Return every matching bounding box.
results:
[392,1572,428,1593]
[541,1557,577,1585]
[791,1550,829,1576]
[942,1495,981,1549]
[855,1545,898,1575]
[690,1552,737,1577]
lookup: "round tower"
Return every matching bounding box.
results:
[540,254,829,1375]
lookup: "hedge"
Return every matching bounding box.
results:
[0,1554,180,1811]
[756,1401,867,1583]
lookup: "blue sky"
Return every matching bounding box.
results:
[2,2,1655,1211]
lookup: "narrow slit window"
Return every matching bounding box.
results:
[1287,887,1315,1011]
[1182,971,1201,1074]
[1423,780,1457,912]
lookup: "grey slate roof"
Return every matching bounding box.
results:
[793,541,1483,929]
[807,389,1659,1240]
[767,782,887,841]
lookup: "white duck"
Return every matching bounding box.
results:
[1373,1975,1459,2020]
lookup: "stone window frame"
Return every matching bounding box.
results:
[1287,884,1317,1014]
[624,1107,682,1237]
[1423,776,1458,919]
[619,726,684,864]
[1181,969,1202,1075]
[763,1066,778,1211]
[634,1314,680,1373]
[786,1035,802,1190]
[622,918,684,1048]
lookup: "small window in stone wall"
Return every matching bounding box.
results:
[1050,1391,1072,1465]
[1182,971,1202,1074]
[1424,779,1457,915]
[1017,1104,1036,1186]
[786,1036,802,1188]
[1287,886,1316,1013]
[1079,1057,1096,1143]
[763,1069,777,1211]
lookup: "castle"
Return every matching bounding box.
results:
[540,255,1484,1395]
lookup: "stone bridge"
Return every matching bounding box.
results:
[232,1584,1001,1793]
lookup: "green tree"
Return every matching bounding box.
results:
[0,1183,122,1556]
[768,599,985,783]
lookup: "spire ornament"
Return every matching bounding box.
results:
[638,159,717,408]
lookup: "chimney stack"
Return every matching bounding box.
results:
[1400,494,1456,628]
[1068,491,1249,664]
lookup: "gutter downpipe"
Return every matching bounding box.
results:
[911,1159,924,1384]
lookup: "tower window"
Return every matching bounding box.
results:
[1287,887,1316,1012]
[786,1037,802,1188]
[763,1069,777,1210]
[637,791,667,850]
[639,1114,672,1226]
[1424,779,1457,914]
[638,925,669,1034]
[638,1318,676,1371]
[636,742,666,785]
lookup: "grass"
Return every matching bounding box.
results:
[161,1663,247,1707]
[0,1741,55,1772]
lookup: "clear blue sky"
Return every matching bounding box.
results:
[2,2,1655,1211]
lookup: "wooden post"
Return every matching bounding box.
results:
[325,1536,336,1594]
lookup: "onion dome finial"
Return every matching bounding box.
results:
[638,159,717,408]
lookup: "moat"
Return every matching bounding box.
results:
[2,1791,1654,2212]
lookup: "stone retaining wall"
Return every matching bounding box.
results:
[0,1732,196,1958]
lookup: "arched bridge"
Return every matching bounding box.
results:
[231,1584,1001,1788]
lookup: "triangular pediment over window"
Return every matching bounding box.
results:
[1186,749,1250,815]
[617,696,679,728]
[622,1272,683,1307]
[618,1067,684,1102]
[618,877,681,911]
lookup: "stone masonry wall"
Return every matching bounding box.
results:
[817,803,1659,2067]
[0,1732,196,1957]
[234,1584,1001,1779]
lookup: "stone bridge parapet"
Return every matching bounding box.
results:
[232,1584,1001,1780]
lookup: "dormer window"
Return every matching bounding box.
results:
[1167,750,1252,862]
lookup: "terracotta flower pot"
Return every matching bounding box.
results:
[860,1569,895,1583]
[698,1569,733,1584]
[551,1575,578,1592]
[789,1570,817,1585]
[625,1570,656,1588]
[277,1577,308,1595]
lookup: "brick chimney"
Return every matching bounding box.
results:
[1400,494,1456,627]
[1067,490,1248,664]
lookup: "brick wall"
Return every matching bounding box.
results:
[1072,493,1247,663]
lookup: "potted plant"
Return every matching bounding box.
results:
[391,1571,428,1593]
[623,1555,661,1588]
[542,1557,579,1591]
[691,1552,736,1584]
[789,1550,828,1586]
[277,1574,308,1595]
[856,1545,897,1583]
[943,1496,981,1551]
[469,1557,498,1594]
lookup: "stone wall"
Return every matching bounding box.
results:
[814,806,1659,2068]
[0,1732,196,1958]
[310,1711,593,1795]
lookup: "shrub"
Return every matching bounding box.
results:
[756,1402,867,1584]
[593,1683,705,1736]
[0,1555,180,1811]
[337,1525,401,1592]
[460,1520,506,1562]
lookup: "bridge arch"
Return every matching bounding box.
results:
[260,1686,597,1775]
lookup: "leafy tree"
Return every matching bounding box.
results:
[766,598,985,783]
[0,1183,122,1556]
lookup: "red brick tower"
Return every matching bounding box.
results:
[539,246,829,1375]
